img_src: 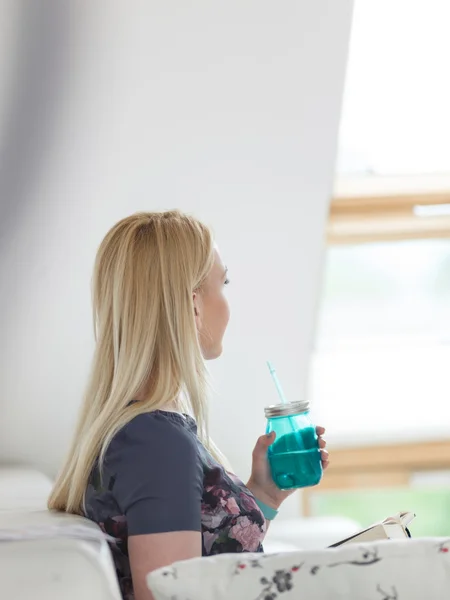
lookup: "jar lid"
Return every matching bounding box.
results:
[264,400,310,418]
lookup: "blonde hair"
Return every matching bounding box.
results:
[48,210,218,514]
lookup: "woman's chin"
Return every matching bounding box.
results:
[203,344,223,361]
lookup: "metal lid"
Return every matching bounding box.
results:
[264,400,310,418]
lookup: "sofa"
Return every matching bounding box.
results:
[2,465,450,600]
[0,466,121,600]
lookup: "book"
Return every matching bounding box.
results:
[329,511,416,547]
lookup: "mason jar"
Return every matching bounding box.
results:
[265,400,322,490]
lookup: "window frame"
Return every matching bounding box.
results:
[329,175,450,244]
[302,440,450,517]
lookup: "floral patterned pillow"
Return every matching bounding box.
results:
[148,538,450,600]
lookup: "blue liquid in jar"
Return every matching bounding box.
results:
[268,426,322,490]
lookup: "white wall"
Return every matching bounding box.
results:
[0,1,353,517]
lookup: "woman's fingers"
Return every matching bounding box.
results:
[317,426,327,467]
[317,427,329,469]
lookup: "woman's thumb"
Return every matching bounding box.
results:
[253,432,276,457]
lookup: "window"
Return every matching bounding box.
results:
[306,194,450,529]
[337,0,450,176]
[305,0,450,533]
[311,235,450,446]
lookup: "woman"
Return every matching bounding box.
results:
[48,211,328,600]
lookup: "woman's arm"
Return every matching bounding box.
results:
[104,415,204,599]
[129,531,201,600]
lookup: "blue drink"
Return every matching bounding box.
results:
[265,401,322,490]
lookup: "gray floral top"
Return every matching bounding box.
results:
[83,410,265,600]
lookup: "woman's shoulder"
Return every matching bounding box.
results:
[86,410,205,541]
[107,410,199,461]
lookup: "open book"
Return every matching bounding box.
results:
[329,511,416,547]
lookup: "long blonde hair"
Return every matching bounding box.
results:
[48,210,217,514]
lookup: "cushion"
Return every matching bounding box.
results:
[148,538,450,600]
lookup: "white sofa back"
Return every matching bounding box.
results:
[148,538,450,600]
[0,467,53,512]
[0,537,122,600]
[0,510,122,600]
[0,467,121,600]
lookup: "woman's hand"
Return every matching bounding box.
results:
[246,426,329,510]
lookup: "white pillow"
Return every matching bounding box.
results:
[148,538,450,600]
